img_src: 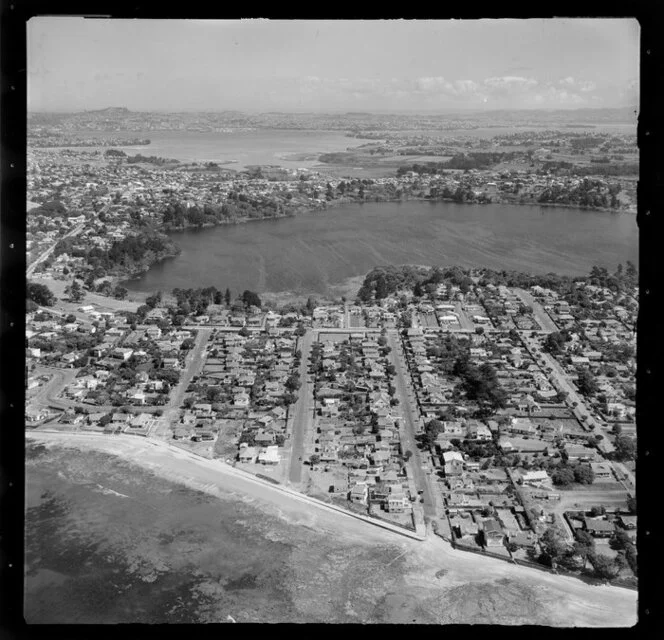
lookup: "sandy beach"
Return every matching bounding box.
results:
[26,431,638,626]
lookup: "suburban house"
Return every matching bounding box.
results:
[238,445,258,463]
[481,518,505,547]
[386,490,410,513]
[520,470,552,487]
[258,445,280,465]
[583,517,615,538]
[565,444,599,462]
[443,450,465,476]
[590,462,613,481]
[350,482,369,505]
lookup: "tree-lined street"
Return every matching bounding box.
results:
[288,329,315,485]
[387,330,436,520]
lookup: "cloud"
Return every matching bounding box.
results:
[531,86,586,105]
[414,76,454,93]
[482,76,539,95]
[295,74,611,108]
[578,80,596,92]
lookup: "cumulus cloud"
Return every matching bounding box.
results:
[414,76,454,93]
[483,76,539,93]
[531,86,586,105]
[296,73,608,108]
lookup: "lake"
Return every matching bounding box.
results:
[123,201,638,297]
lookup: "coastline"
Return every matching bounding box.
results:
[24,431,638,627]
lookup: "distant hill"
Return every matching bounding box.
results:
[27,105,638,132]
[83,107,131,115]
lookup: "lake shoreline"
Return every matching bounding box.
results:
[116,198,636,300]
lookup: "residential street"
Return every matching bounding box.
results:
[153,327,212,438]
[28,366,78,411]
[513,287,560,333]
[387,330,436,519]
[28,328,212,422]
[27,222,85,277]
[519,332,632,492]
[288,329,315,485]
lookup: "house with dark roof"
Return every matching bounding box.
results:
[481,518,505,547]
[583,517,615,538]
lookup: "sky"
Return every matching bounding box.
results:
[27,18,640,113]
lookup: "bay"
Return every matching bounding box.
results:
[68,128,360,170]
[123,201,638,297]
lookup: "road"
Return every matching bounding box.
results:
[27,223,85,277]
[288,329,315,485]
[28,329,211,420]
[153,327,212,437]
[28,366,79,411]
[513,288,559,333]
[387,330,436,519]
[453,302,475,331]
[519,332,633,493]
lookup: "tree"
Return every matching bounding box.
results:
[241,290,261,309]
[285,374,301,392]
[574,464,595,485]
[113,285,128,300]
[65,279,85,303]
[573,530,596,569]
[612,434,636,461]
[576,369,599,397]
[552,465,575,486]
[539,527,567,566]
[309,454,320,466]
[404,450,413,462]
[145,291,163,309]
[555,390,569,403]
[27,282,56,307]
[422,419,444,448]
[238,326,250,337]
[543,331,568,355]
[99,413,113,426]
[610,529,632,552]
[626,496,637,514]
[224,288,232,307]
[589,553,619,581]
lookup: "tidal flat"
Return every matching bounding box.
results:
[24,438,637,625]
